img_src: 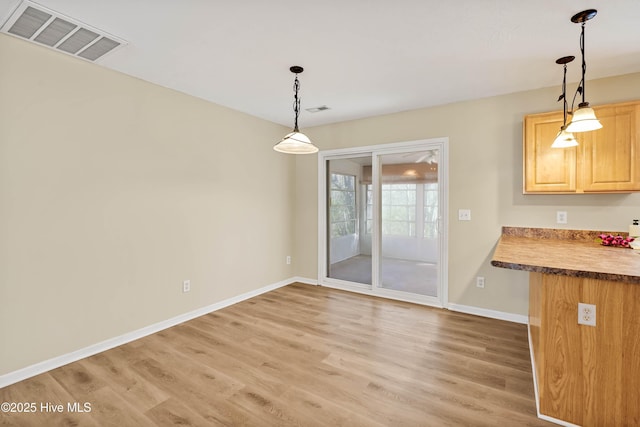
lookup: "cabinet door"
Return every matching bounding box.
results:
[579,102,640,192]
[523,112,577,193]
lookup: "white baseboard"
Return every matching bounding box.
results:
[313,277,525,324]
[538,414,581,427]
[447,303,528,324]
[528,324,541,416]
[291,276,318,286]
[0,278,294,389]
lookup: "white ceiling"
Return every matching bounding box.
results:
[2,0,640,128]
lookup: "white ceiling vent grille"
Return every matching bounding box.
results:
[1,1,127,62]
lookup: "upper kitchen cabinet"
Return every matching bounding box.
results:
[523,100,640,194]
[523,111,577,193]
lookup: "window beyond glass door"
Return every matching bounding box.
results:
[367,184,418,237]
[327,158,372,285]
[330,173,356,238]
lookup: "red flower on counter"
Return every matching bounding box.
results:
[597,234,635,248]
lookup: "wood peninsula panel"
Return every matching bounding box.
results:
[582,278,623,426]
[538,273,584,424]
[622,283,640,427]
[528,271,542,393]
[531,272,640,426]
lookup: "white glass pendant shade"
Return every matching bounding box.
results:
[551,126,579,148]
[564,11,602,134]
[275,66,319,154]
[566,104,602,132]
[273,131,319,154]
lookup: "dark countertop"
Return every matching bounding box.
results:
[491,227,640,284]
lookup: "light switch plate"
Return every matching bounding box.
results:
[458,209,471,221]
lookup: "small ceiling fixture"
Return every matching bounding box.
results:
[273,66,318,154]
[552,56,579,148]
[565,9,602,133]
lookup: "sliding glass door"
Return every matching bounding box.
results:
[378,150,439,297]
[319,139,447,307]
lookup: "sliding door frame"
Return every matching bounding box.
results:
[318,138,449,308]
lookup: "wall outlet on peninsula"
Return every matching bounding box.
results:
[578,303,596,326]
[557,211,568,224]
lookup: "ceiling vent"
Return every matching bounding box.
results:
[306,105,330,113]
[1,1,127,62]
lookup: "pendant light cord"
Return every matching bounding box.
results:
[580,21,586,104]
[571,22,587,111]
[562,63,568,125]
[293,74,301,132]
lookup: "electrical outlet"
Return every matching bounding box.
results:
[476,276,485,288]
[183,280,191,293]
[458,209,471,221]
[578,303,596,326]
[557,211,568,224]
[286,256,291,265]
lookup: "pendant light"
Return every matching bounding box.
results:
[566,9,602,133]
[274,66,318,154]
[552,56,579,148]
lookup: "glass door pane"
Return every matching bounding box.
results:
[378,150,439,297]
[327,156,372,285]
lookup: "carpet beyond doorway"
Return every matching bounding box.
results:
[329,255,438,296]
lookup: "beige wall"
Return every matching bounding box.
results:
[0,35,293,375]
[2,30,639,377]
[295,72,640,315]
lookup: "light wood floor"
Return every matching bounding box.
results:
[1,283,553,426]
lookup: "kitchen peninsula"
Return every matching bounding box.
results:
[492,227,640,427]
